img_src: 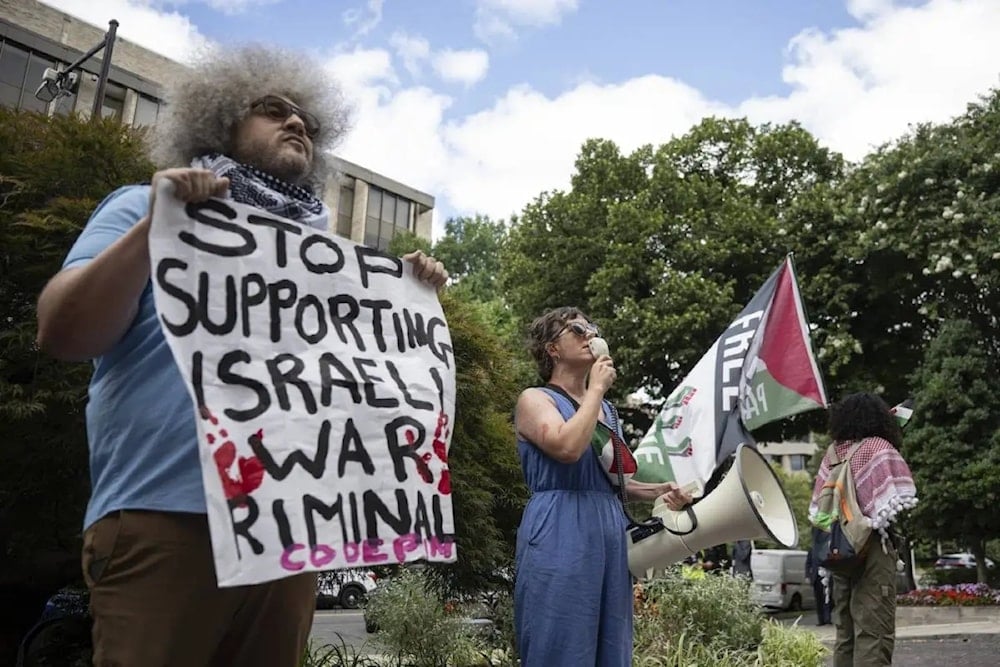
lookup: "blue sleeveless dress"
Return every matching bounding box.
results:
[514,388,632,666]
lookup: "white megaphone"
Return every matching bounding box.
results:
[627,443,798,579]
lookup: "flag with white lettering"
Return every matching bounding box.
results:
[891,399,914,429]
[631,256,827,496]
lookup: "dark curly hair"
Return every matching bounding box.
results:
[526,307,592,382]
[828,392,902,448]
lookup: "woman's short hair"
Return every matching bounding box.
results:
[828,392,903,448]
[526,306,591,382]
[150,44,352,193]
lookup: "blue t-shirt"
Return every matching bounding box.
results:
[64,185,206,529]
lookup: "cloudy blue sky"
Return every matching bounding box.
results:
[41,0,1000,235]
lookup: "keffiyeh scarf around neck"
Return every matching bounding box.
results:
[810,436,918,539]
[191,153,329,230]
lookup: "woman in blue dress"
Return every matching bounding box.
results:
[513,307,692,666]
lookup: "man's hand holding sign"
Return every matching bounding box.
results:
[148,174,456,587]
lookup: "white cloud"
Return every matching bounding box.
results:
[342,0,384,38]
[436,77,725,218]
[326,47,398,98]
[389,31,431,78]
[34,0,1000,242]
[474,0,579,43]
[740,0,1000,159]
[846,0,898,19]
[149,0,279,16]
[39,0,211,63]
[477,0,580,25]
[432,49,490,87]
[336,0,1000,239]
[336,74,724,229]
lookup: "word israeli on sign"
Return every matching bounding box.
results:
[148,181,457,587]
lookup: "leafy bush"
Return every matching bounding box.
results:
[0,107,155,664]
[898,583,1000,606]
[633,570,828,666]
[299,637,388,667]
[363,568,486,667]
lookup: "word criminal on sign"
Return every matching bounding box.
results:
[148,182,457,586]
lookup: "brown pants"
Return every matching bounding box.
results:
[831,537,897,667]
[82,510,317,667]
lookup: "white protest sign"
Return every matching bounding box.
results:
[148,181,457,587]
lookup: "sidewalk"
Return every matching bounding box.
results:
[806,620,1000,644]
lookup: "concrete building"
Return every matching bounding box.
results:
[0,0,434,247]
[756,439,820,475]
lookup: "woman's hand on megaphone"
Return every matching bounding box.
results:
[588,355,617,395]
[656,482,694,511]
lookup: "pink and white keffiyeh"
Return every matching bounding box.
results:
[810,436,918,536]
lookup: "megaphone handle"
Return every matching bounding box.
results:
[663,505,698,537]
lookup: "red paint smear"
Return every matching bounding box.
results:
[434,411,449,439]
[415,460,433,484]
[433,439,448,463]
[438,469,451,495]
[422,452,432,462]
[405,430,417,445]
[238,456,265,495]
[207,433,216,444]
[214,441,236,469]
[210,429,265,500]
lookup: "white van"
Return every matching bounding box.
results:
[750,549,815,611]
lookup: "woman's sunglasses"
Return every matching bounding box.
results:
[250,95,321,138]
[552,321,600,340]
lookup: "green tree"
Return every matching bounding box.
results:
[904,319,1000,584]
[0,108,155,658]
[430,215,536,388]
[499,120,842,439]
[431,214,508,303]
[805,87,1000,399]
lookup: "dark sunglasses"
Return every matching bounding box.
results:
[250,95,321,138]
[552,321,600,341]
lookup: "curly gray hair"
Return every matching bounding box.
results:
[151,44,351,193]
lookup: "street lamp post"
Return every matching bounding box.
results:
[89,19,119,118]
[34,19,119,120]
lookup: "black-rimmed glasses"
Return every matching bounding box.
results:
[250,95,321,138]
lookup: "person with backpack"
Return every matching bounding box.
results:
[809,392,918,667]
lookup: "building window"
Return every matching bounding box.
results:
[100,81,125,120]
[0,40,58,113]
[789,455,807,472]
[133,93,160,126]
[365,185,414,251]
[395,198,411,234]
[21,52,55,113]
[0,41,30,109]
[336,185,354,239]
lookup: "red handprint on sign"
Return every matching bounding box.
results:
[199,406,265,503]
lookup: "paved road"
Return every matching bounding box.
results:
[824,635,1000,666]
[310,610,374,652]
[313,608,1000,664]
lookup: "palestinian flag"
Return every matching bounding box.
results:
[631,255,828,496]
[891,399,914,429]
[740,256,828,431]
[592,420,638,487]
